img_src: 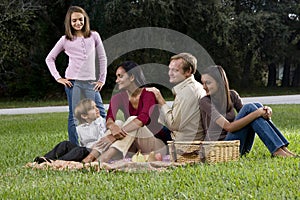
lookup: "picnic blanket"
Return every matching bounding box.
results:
[24,159,185,172]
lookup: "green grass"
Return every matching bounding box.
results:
[236,86,300,97]
[0,105,299,199]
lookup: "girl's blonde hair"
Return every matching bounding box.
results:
[74,99,95,124]
[64,6,91,40]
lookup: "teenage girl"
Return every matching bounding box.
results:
[46,6,107,145]
[199,65,297,157]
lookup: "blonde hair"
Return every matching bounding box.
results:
[170,52,197,74]
[74,99,95,124]
[64,6,91,40]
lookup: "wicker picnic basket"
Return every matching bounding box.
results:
[167,140,240,164]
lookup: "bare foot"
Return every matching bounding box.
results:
[281,147,297,157]
[99,147,121,163]
[272,148,293,158]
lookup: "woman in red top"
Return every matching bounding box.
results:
[83,61,171,163]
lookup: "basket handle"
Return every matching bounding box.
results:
[167,141,177,162]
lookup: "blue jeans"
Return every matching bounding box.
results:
[65,80,106,145]
[225,103,289,155]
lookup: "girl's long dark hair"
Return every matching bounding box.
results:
[202,65,232,112]
[116,61,147,87]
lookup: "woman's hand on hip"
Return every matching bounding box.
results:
[57,78,73,87]
[93,81,104,91]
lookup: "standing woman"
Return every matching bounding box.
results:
[46,6,107,145]
[199,65,297,157]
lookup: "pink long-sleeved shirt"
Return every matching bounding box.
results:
[45,31,107,83]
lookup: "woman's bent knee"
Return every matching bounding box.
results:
[243,103,261,112]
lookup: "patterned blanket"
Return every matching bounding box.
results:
[24,159,185,172]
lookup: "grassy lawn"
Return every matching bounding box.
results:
[0,105,299,199]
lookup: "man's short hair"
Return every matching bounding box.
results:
[170,53,197,74]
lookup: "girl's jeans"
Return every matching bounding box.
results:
[225,103,289,155]
[65,80,106,145]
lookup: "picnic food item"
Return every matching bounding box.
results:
[155,153,163,161]
[132,150,146,162]
[147,151,156,162]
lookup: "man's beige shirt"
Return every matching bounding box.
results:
[159,75,206,141]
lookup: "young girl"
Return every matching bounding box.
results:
[199,65,297,157]
[34,99,106,163]
[45,6,107,146]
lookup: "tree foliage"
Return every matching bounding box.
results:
[0,0,42,97]
[0,0,299,99]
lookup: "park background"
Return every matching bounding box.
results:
[0,0,299,104]
[0,1,300,199]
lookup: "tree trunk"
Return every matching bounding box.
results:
[292,65,300,87]
[267,63,277,87]
[282,58,291,87]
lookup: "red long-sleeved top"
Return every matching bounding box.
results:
[106,88,164,135]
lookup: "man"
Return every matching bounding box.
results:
[147,52,206,141]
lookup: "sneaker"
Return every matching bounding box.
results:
[34,156,52,164]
